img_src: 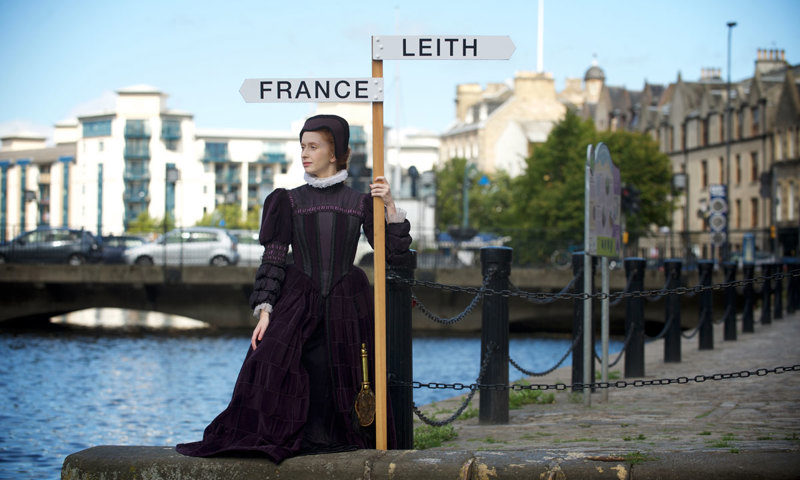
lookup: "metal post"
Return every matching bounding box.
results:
[761,263,772,325]
[723,261,738,341]
[787,260,800,313]
[742,263,755,333]
[387,250,416,449]
[698,260,714,350]
[571,252,595,392]
[624,257,646,378]
[773,262,783,320]
[664,259,682,362]
[479,246,511,425]
[601,256,609,403]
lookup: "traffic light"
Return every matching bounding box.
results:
[621,184,641,214]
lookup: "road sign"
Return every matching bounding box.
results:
[239,78,383,103]
[708,184,728,246]
[372,35,515,60]
[588,143,621,257]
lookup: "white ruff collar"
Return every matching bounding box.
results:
[305,170,348,189]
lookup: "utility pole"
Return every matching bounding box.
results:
[725,21,737,261]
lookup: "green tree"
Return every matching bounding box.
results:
[597,129,672,241]
[434,157,513,236]
[126,211,175,235]
[507,109,673,264]
[508,110,597,264]
[195,204,260,230]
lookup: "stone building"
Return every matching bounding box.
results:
[581,49,799,258]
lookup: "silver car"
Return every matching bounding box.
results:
[229,230,263,267]
[124,227,239,266]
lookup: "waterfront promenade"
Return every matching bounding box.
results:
[63,312,800,479]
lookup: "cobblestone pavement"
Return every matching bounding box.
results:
[414,312,800,459]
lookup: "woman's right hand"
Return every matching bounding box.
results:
[251,310,270,350]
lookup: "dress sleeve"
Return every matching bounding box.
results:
[363,196,413,266]
[249,189,292,314]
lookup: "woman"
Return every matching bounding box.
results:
[176,114,411,462]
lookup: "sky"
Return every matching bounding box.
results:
[1,0,798,142]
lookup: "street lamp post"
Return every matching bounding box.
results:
[725,21,737,261]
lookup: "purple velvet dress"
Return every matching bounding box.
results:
[176,180,411,462]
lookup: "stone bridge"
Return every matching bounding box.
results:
[0,264,704,332]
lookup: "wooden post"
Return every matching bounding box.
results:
[371,54,387,451]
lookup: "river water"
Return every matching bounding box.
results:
[0,309,621,479]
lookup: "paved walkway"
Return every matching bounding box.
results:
[63,311,800,479]
[417,310,800,458]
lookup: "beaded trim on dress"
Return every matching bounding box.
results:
[305,170,348,189]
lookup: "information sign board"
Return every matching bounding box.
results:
[239,78,383,103]
[372,35,515,60]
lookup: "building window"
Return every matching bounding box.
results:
[83,119,112,137]
[737,110,744,139]
[736,154,741,184]
[719,113,725,142]
[752,106,760,136]
[162,119,182,151]
[701,118,708,147]
[701,160,708,188]
[99,141,104,152]
[204,142,229,162]
[735,199,741,229]
[718,157,724,184]
[751,152,758,182]
[751,198,758,228]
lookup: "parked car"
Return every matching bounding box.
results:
[229,230,263,267]
[101,235,147,264]
[123,227,239,266]
[0,227,103,265]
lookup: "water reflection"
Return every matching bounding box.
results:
[1,309,621,478]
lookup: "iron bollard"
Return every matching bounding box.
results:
[723,262,738,341]
[571,252,596,392]
[787,259,800,313]
[761,263,772,325]
[387,250,416,449]
[773,262,783,320]
[742,263,755,333]
[698,260,714,350]
[479,247,511,425]
[624,257,646,378]
[664,259,682,363]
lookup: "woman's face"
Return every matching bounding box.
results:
[300,131,337,178]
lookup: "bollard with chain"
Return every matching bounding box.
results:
[624,257,646,378]
[723,261,737,341]
[773,262,783,320]
[788,259,800,313]
[742,263,755,333]
[479,247,511,425]
[387,250,416,449]
[664,259,682,363]
[698,260,714,350]
[571,252,595,392]
[761,263,772,325]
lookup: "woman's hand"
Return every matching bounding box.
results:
[370,176,397,218]
[251,310,270,350]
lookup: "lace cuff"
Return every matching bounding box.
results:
[253,303,273,318]
[386,206,407,224]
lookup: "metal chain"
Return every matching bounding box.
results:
[408,272,491,325]
[510,330,582,377]
[644,306,677,342]
[509,267,582,305]
[592,325,635,368]
[408,342,496,427]
[388,270,800,304]
[609,269,636,307]
[393,365,800,393]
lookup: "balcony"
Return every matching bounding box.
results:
[124,146,151,159]
[161,123,181,141]
[216,172,241,185]
[123,190,150,203]
[123,168,151,181]
[203,153,231,163]
[125,122,151,138]
[256,152,287,164]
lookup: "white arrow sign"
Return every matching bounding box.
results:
[240,78,383,103]
[372,35,515,60]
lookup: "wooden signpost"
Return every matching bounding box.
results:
[242,32,514,451]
